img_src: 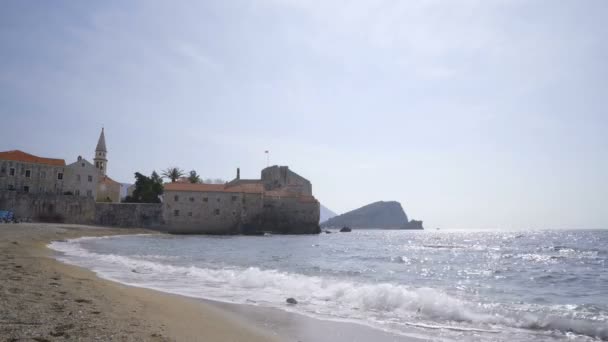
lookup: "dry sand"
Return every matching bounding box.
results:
[1,223,421,342]
[0,223,279,342]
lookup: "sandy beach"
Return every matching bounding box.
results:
[0,223,280,342]
[1,223,419,342]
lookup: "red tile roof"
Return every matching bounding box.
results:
[0,150,65,167]
[100,175,120,185]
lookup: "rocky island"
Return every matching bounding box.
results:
[320,201,423,230]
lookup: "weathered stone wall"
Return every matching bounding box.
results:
[0,191,95,223]
[259,195,320,234]
[64,158,99,198]
[0,160,66,194]
[261,166,312,196]
[163,190,263,234]
[97,177,121,203]
[95,202,164,229]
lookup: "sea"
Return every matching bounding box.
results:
[49,229,607,341]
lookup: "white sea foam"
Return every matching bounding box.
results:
[48,238,608,341]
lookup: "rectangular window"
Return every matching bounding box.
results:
[188,212,192,217]
[9,168,15,176]
[75,189,80,196]
[203,197,208,202]
[39,187,44,193]
[88,175,93,182]
[7,184,15,190]
[216,198,221,202]
[231,195,237,202]
[174,195,179,202]
[23,186,29,193]
[40,171,46,179]
[86,190,92,197]
[57,172,63,180]
[214,209,220,215]
[25,170,31,178]
[174,210,180,217]
[189,197,194,202]
[77,174,81,181]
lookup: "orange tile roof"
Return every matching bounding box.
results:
[164,182,264,194]
[0,150,65,166]
[100,175,120,185]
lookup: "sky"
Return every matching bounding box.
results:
[1,0,607,229]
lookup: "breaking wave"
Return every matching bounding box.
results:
[48,237,607,340]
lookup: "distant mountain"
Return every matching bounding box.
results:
[320,204,338,223]
[320,201,423,230]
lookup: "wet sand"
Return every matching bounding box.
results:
[1,223,421,341]
[0,223,278,341]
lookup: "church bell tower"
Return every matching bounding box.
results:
[94,127,108,176]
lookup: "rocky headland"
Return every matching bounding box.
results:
[320,201,424,230]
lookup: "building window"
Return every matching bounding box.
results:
[203,197,208,202]
[216,198,221,202]
[231,195,237,202]
[7,184,15,190]
[174,195,179,202]
[25,170,31,178]
[81,163,85,167]
[86,190,92,197]
[189,197,194,202]
[88,175,93,182]
[214,209,220,215]
[57,172,63,180]
[77,174,81,181]
[23,186,29,193]
[188,212,192,217]
[40,171,46,179]
[39,187,44,193]
[9,168,15,176]
[75,189,80,196]
[174,210,180,217]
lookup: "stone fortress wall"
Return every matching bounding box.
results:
[163,166,320,234]
[0,192,96,223]
[0,130,320,234]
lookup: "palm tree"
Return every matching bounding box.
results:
[187,170,202,184]
[161,167,184,183]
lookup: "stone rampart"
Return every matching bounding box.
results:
[95,202,164,229]
[0,191,95,223]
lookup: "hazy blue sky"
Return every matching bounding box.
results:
[1,1,607,229]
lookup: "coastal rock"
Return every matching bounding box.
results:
[321,201,424,230]
[286,297,298,304]
[339,227,352,232]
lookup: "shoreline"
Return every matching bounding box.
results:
[1,223,420,341]
[0,223,279,341]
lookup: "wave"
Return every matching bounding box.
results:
[48,238,608,340]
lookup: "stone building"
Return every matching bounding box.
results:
[0,150,67,194]
[163,166,320,234]
[65,156,99,198]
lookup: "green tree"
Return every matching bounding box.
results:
[151,170,163,184]
[187,170,202,184]
[124,172,164,203]
[161,167,184,183]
